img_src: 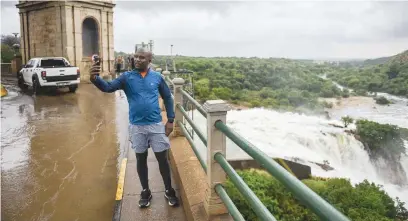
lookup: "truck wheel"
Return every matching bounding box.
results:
[18,74,28,90]
[69,85,78,93]
[32,76,42,95]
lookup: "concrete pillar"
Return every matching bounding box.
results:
[203,100,231,218]
[162,70,170,79]
[172,77,185,137]
[11,56,23,75]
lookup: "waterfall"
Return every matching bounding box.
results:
[188,108,408,204]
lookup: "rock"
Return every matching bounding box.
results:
[354,134,362,142]
[344,129,355,135]
[311,161,334,171]
[324,111,331,120]
[329,123,344,128]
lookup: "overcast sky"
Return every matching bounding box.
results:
[1,0,408,59]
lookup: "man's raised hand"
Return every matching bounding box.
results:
[89,56,101,81]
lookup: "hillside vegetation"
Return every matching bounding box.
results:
[153,56,343,112]
[153,50,407,111]
[326,50,408,97]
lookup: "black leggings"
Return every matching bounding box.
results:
[136,150,172,191]
[116,64,121,73]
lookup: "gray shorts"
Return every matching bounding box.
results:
[129,122,170,153]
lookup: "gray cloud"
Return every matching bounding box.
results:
[116,1,240,14]
[1,0,408,59]
[0,0,17,8]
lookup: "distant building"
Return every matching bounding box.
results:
[313,60,340,66]
[135,40,154,53]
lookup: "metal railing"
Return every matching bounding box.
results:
[1,63,12,75]
[162,73,350,221]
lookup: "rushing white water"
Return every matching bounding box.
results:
[187,100,408,204]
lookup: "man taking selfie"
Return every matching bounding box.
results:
[89,49,179,208]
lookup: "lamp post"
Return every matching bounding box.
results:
[11,33,20,56]
[12,44,20,56]
[170,44,177,73]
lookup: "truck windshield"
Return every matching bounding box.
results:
[40,59,69,68]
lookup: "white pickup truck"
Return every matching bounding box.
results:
[17,57,80,93]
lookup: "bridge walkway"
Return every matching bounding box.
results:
[117,110,187,221]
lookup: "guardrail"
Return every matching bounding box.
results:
[1,63,12,75]
[161,72,350,221]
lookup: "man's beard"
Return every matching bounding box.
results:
[135,64,149,71]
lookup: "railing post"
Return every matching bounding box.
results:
[162,70,170,79]
[203,100,231,219]
[172,77,185,137]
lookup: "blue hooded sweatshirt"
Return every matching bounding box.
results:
[91,69,175,125]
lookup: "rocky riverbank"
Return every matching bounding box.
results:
[319,96,378,110]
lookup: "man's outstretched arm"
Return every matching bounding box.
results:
[91,74,126,93]
[158,77,175,121]
[89,63,126,93]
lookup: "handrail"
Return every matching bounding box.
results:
[215,184,245,221]
[214,120,350,221]
[178,88,207,118]
[177,120,207,173]
[214,153,277,221]
[165,76,174,86]
[163,76,175,99]
[176,103,207,146]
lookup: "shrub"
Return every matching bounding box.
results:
[342,89,350,98]
[355,120,405,159]
[375,96,391,105]
[224,169,406,221]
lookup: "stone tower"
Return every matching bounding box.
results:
[16,0,115,82]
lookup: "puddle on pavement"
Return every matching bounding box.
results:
[1,79,129,221]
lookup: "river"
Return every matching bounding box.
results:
[1,78,129,221]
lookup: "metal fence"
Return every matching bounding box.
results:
[1,63,12,75]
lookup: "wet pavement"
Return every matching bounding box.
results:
[1,77,129,221]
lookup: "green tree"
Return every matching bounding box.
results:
[341,116,354,128]
[1,34,20,47]
[1,44,14,63]
[356,120,406,160]
[194,78,211,101]
[212,87,232,100]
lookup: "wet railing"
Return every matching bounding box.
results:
[1,63,12,75]
[160,70,350,221]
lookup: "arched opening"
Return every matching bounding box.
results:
[82,17,99,57]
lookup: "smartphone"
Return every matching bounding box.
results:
[91,54,100,76]
[92,54,100,65]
